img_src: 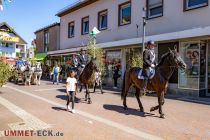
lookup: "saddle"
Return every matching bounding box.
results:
[137,68,155,79]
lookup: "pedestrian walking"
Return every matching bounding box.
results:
[113,66,121,89]
[53,63,60,85]
[66,70,77,113]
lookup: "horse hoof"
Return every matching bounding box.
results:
[150,107,155,112]
[85,98,87,101]
[160,114,165,119]
[140,108,144,112]
[88,100,92,104]
[123,106,127,110]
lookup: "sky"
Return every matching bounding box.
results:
[0,0,78,46]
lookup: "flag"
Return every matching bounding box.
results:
[0,0,3,11]
[0,0,12,11]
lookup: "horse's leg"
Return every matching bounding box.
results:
[123,83,131,110]
[150,92,165,118]
[79,84,83,93]
[85,84,88,101]
[38,74,41,85]
[135,87,144,113]
[87,85,92,104]
[158,92,165,118]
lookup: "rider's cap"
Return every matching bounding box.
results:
[147,40,156,46]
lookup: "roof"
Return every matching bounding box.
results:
[0,22,27,44]
[56,0,98,17]
[34,22,60,34]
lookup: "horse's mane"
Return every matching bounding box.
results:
[157,52,170,67]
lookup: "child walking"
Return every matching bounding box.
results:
[66,70,77,113]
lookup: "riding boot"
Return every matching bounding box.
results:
[142,78,148,93]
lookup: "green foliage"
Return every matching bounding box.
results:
[86,37,105,78]
[0,60,13,87]
[127,49,143,68]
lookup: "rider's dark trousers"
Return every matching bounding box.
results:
[66,91,75,109]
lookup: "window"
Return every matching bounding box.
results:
[119,2,131,26]
[44,31,49,45]
[147,0,163,19]
[178,41,207,89]
[68,21,75,38]
[81,16,89,35]
[98,10,108,30]
[184,0,208,10]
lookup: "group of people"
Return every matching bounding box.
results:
[64,41,157,113]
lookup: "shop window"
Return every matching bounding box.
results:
[98,10,108,30]
[68,21,75,38]
[184,0,208,11]
[104,50,122,84]
[178,41,207,89]
[147,0,163,19]
[81,16,89,35]
[119,2,131,26]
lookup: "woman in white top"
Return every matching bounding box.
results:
[66,70,77,113]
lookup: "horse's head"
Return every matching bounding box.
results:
[168,47,186,71]
[88,57,99,71]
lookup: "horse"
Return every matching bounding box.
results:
[79,58,99,104]
[33,62,42,85]
[121,48,187,118]
[23,62,34,86]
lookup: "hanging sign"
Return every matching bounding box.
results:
[0,31,19,42]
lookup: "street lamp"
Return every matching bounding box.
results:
[142,7,147,54]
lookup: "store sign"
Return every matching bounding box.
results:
[0,31,19,42]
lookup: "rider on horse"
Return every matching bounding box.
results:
[78,48,88,68]
[142,40,157,93]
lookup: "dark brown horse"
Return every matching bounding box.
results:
[121,48,187,118]
[79,58,98,104]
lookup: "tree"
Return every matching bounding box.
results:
[127,48,143,68]
[86,36,105,80]
[0,59,12,87]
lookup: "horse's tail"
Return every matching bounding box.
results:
[121,71,127,100]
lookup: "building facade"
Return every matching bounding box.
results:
[54,0,210,97]
[34,22,60,63]
[0,22,27,60]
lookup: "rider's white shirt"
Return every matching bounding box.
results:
[66,77,77,92]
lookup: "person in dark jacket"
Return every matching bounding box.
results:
[78,49,88,68]
[142,40,157,92]
[113,66,121,89]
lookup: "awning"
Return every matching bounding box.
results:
[34,52,47,61]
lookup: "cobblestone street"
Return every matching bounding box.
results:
[0,80,210,140]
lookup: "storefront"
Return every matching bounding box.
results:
[176,39,210,97]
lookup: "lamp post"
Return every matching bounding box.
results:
[142,7,147,54]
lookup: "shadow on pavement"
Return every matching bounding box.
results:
[56,95,87,103]
[57,89,66,93]
[51,107,67,112]
[103,104,157,118]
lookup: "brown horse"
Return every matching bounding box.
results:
[79,58,98,104]
[121,48,187,118]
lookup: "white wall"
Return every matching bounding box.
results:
[60,0,210,50]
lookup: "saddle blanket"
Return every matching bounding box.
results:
[138,68,155,79]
